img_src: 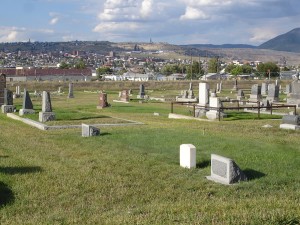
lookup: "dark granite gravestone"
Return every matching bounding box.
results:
[137,84,145,99]
[1,88,15,113]
[0,74,6,106]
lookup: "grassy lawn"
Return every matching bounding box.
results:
[0,88,299,224]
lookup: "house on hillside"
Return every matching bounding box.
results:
[280,71,299,80]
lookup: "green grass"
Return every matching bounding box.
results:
[1,88,300,224]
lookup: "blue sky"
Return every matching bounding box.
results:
[0,0,299,45]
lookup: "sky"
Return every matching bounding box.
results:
[0,0,300,45]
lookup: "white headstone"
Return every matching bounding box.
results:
[198,83,210,106]
[180,144,196,169]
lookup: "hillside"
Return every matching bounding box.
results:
[259,28,300,53]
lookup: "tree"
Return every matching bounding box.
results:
[74,59,86,69]
[59,61,71,69]
[257,62,280,78]
[161,64,183,75]
[207,57,220,73]
[231,65,243,76]
[186,61,204,79]
[96,66,113,79]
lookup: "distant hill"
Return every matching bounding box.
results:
[259,28,300,53]
[181,44,256,49]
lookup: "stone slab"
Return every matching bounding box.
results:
[82,123,100,137]
[39,112,56,122]
[19,109,35,116]
[206,154,247,185]
[1,105,16,114]
[279,124,300,130]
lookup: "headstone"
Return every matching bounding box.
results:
[216,83,220,93]
[14,85,21,98]
[176,83,197,102]
[206,154,247,185]
[189,82,193,90]
[0,74,6,106]
[19,89,35,115]
[68,83,74,98]
[180,144,196,169]
[198,83,210,106]
[261,83,268,95]
[266,84,279,102]
[249,84,262,102]
[232,79,238,91]
[58,86,62,93]
[206,97,226,120]
[237,89,245,100]
[120,90,129,102]
[97,93,109,109]
[137,84,145,99]
[82,124,100,137]
[286,84,292,94]
[39,91,55,122]
[1,88,15,113]
[280,115,300,130]
[219,81,223,92]
[261,99,271,111]
[287,80,300,106]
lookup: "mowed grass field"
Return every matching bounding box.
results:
[0,87,300,224]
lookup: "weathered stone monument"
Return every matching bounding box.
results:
[68,83,74,98]
[232,79,238,91]
[1,89,15,113]
[287,80,300,107]
[120,90,129,102]
[249,84,262,102]
[39,91,55,122]
[279,115,300,130]
[97,92,109,109]
[137,84,145,99]
[261,83,268,95]
[198,83,210,107]
[206,97,226,120]
[0,74,6,107]
[19,89,35,116]
[180,144,196,169]
[14,85,21,98]
[176,83,197,102]
[206,154,247,185]
[82,124,100,137]
[266,84,279,102]
[286,84,292,95]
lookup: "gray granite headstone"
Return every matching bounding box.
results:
[42,91,52,112]
[286,84,292,94]
[249,84,262,101]
[206,154,247,185]
[261,83,268,95]
[68,83,74,98]
[4,89,13,105]
[82,124,100,137]
[267,84,279,102]
[281,115,300,125]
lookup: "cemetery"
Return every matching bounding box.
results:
[0,78,299,224]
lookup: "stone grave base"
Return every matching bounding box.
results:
[39,112,56,122]
[248,94,262,102]
[1,105,16,113]
[206,111,226,120]
[176,97,198,103]
[82,124,100,137]
[279,124,300,130]
[19,109,35,116]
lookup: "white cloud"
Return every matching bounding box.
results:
[249,28,279,43]
[140,0,153,18]
[93,22,141,33]
[180,0,233,7]
[49,17,59,25]
[180,6,210,20]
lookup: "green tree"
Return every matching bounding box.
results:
[225,63,237,73]
[96,66,113,79]
[257,62,280,77]
[186,61,204,79]
[161,64,183,75]
[74,59,87,69]
[207,57,220,73]
[231,65,243,76]
[59,61,71,69]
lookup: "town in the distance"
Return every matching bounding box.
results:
[1,28,300,82]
